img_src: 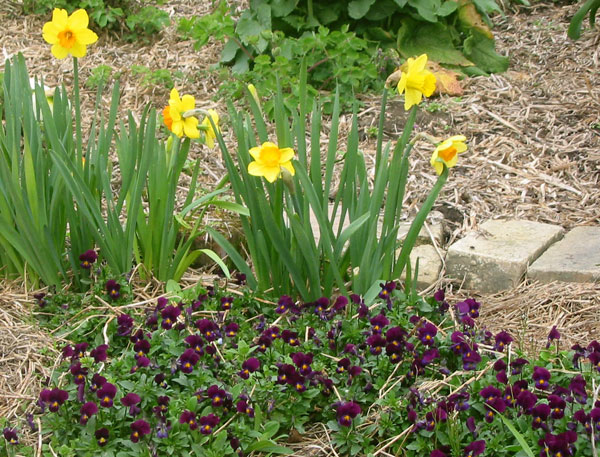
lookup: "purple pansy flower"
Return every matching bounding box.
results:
[121,393,141,416]
[95,428,109,447]
[533,366,551,390]
[199,414,220,435]
[40,388,69,412]
[2,428,18,445]
[97,383,117,408]
[105,280,121,300]
[80,402,98,425]
[179,410,198,430]
[130,420,151,443]
[79,249,98,269]
[179,348,200,374]
[336,401,361,427]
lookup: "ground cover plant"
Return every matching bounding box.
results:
[177,0,513,116]
[3,281,600,456]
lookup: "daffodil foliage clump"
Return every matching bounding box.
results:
[5,283,600,457]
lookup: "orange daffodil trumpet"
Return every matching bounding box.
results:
[430,135,468,175]
[248,142,295,183]
[397,54,437,111]
[42,9,98,59]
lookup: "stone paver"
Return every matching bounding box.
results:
[399,244,444,290]
[528,226,600,283]
[445,219,564,293]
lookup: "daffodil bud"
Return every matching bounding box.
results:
[281,167,295,195]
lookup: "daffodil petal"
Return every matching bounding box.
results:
[263,167,280,183]
[249,147,262,161]
[52,8,68,28]
[51,44,70,59]
[455,142,468,153]
[181,94,196,112]
[248,161,264,176]
[183,117,200,139]
[397,72,408,95]
[42,22,60,44]
[423,73,437,97]
[70,41,87,58]
[68,9,89,29]
[76,28,98,45]
[404,88,422,110]
[412,54,428,73]
[172,121,183,137]
[281,161,295,176]
[279,147,295,163]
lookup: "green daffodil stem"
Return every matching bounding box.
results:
[392,165,448,279]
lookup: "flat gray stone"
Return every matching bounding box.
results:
[399,244,444,290]
[528,226,600,283]
[445,219,564,293]
[397,211,445,246]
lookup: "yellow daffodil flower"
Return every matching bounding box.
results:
[397,54,437,111]
[248,142,295,183]
[162,88,200,139]
[42,9,98,59]
[201,109,219,148]
[430,135,467,175]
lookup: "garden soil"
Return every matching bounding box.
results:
[0,1,598,452]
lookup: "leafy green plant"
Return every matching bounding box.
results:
[85,64,115,90]
[210,62,453,300]
[125,5,170,42]
[568,0,600,39]
[22,0,169,40]
[221,0,509,81]
[131,65,178,90]
[177,1,235,50]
